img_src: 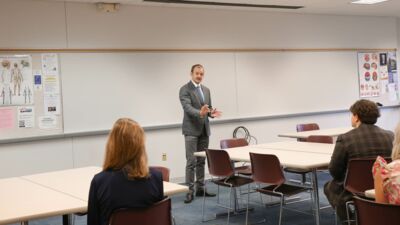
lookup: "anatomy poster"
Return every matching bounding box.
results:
[358,52,380,98]
[0,55,34,106]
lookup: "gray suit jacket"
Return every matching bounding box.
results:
[179,81,212,136]
[325,123,394,206]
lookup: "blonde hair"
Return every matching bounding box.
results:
[103,118,149,179]
[392,123,400,160]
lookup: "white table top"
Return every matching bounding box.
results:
[1,167,187,224]
[365,189,375,199]
[22,166,189,201]
[195,145,332,170]
[0,178,86,225]
[278,127,353,139]
[254,141,335,155]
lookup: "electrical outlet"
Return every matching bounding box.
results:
[162,153,167,161]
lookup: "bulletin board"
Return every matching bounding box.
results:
[0,53,63,140]
[357,51,399,105]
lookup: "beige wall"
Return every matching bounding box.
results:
[0,0,399,180]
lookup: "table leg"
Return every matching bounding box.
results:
[311,169,320,225]
[21,222,28,225]
[62,214,72,225]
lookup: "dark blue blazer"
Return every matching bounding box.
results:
[87,168,164,225]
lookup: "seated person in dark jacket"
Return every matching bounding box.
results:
[324,99,393,224]
[87,118,164,225]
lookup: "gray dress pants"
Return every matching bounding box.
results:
[185,133,209,193]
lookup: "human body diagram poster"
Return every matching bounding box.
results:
[0,55,33,106]
[358,52,398,100]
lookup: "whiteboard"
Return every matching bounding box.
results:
[235,51,360,117]
[60,53,238,132]
[60,51,399,133]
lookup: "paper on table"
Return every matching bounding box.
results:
[18,106,34,128]
[41,53,59,76]
[38,115,57,129]
[0,107,14,129]
[44,93,61,115]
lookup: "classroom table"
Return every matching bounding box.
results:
[22,166,189,200]
[253,141,335,155]
[195,143,333,225]
[2,167,188,225]
[365,189,375,199]
[278,127,353,139]
[0,177,86,225]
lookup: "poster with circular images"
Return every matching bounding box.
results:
[358,52,380,98]
[0,55,34,106]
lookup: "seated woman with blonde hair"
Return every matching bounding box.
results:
[87,118,164,225]
[373,123,400,204]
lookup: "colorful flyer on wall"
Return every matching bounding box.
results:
[41,53,59,76]
[358,52,380,98]
[38,115,57,130]
[33,70,42,91]
[17,106,34,128]
[0,107,14,129]
[43,75,60,94]
[379,53,389,94]
[44,93,61,115]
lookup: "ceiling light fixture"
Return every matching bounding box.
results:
[351,0,389,5]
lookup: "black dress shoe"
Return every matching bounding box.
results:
[195,190,216,197]
[184,193,194,204]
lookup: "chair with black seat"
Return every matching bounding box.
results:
[353,196,400,225]
[284,123,321,184]
[220,138,252,176]
[203,149,253,225]
[109,197,173,225]
[249,152,313,225]
[150,166,170,182]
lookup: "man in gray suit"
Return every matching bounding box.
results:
[324,99,393,224]
[179,64,221,204]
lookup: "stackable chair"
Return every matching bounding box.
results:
[150,166,170,182]
[220,138,252,176]
[353,196,400,225]
[306,135,333,144]
[203,149,253,225]
[110,198,173,225]
[284,123,321,184]
[249,152,313,225]
[342,158,381,225]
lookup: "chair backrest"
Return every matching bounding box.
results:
[306,135,333,144]
[150,166,170,182]
[250,153,285,185]
[296,123,320,132]
[220,138,248,149]
[205,149,234,177]
[353,196,400,225]
[109,198,172,225]
[344,158,378,194]
[296,123,320,142]
[345,157,392,195]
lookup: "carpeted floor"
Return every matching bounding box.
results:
[10,172,338,225]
